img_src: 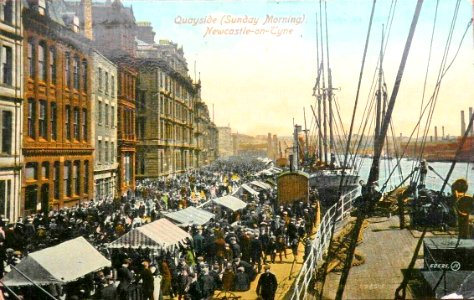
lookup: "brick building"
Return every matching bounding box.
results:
[22,1,93,213]
[0,0,22,221]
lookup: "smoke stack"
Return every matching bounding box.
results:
[470,107,473,136]
[442,126,445,139]
[461,110,466,137]
[435,126,438,141]
[289,154,294,172]
[81,0,93,40]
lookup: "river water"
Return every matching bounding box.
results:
[356,157,474,194]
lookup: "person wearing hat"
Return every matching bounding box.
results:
[250,233,264,273]
[221,264,235,292]
[256,264,278,300]
[117,258,133,300]
[233,266,250,292]
[139,260,154,300]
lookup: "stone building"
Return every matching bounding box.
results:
[195,96,218,166]
[91,51,118,200]
[135,31,196,177]
[22,0,93,212]
[91,1,137,197]
[0,0,22,221]
[218,126,233,158]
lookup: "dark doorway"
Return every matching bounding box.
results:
[40,184,49,214]
[25,185,38,213]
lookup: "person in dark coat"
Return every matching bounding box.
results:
[233,267,250,291]
[117,259,133,300]
[140,260,154,300]
[221,265,235,292]
[101,277,118,300]
[198,269,215,299]
[250,233,264,273]
[256,264,278,300]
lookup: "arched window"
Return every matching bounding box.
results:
[27,39,35,78]
[38,41,46,81]
[73,56,79,90]
[49,47,56,85]
[81,59,87,91]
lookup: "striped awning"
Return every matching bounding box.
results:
[108,219,191,250]
[164,206,215,226]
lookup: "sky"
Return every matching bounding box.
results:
[124,0,474,138]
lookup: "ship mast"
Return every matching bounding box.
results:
[319,0,328,165]
[374,25,384,182]
[325,1,335,163]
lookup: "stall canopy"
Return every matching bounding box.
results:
[164,206,215,226]
[213,195,247,212]
[108,218,191,250]
[250,180,272,190]
[3,237,110,286]
[240,183,259,196]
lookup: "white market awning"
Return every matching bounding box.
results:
[250,180,272,190]
[213,195,247,212]
[164,206,215,226]
[108,218,191,250]
[241,183,259,196]
[3,237,110,286]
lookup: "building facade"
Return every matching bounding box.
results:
[194,97,218,167]
[0,0,22,221]
[91,51,118,200]
[135,33,196,178]
[22,2,93,213]
[91,1,137,196]
[218,126,233,158]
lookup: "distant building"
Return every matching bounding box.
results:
[0,0,22,221]
[91,51,118,200]
[218,127,233,158]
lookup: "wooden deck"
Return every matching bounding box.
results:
[322,216,426,299]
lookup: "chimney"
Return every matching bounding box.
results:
[81,0,93,40]
[461,110,466,137]
[136,22,156,44]
[434,126,438,141]
[470,107,473,136]
[442,126,445,139]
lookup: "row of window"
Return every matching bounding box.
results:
[97,140,115,165]
[120,107,135,140]
[158,71,191,103]
[159,95,193,124]
[158,120,192,144]
[28,39,88,91]
[27,99,88,142]
[121,72,135,100]
[25,160,90,199]
[97,100,115,127]
[98,67,115,97]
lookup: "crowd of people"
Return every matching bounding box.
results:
[0,157,319,300]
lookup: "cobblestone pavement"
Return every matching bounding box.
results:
[322,216,425,300]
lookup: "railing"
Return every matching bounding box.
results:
[290,187,359,300]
